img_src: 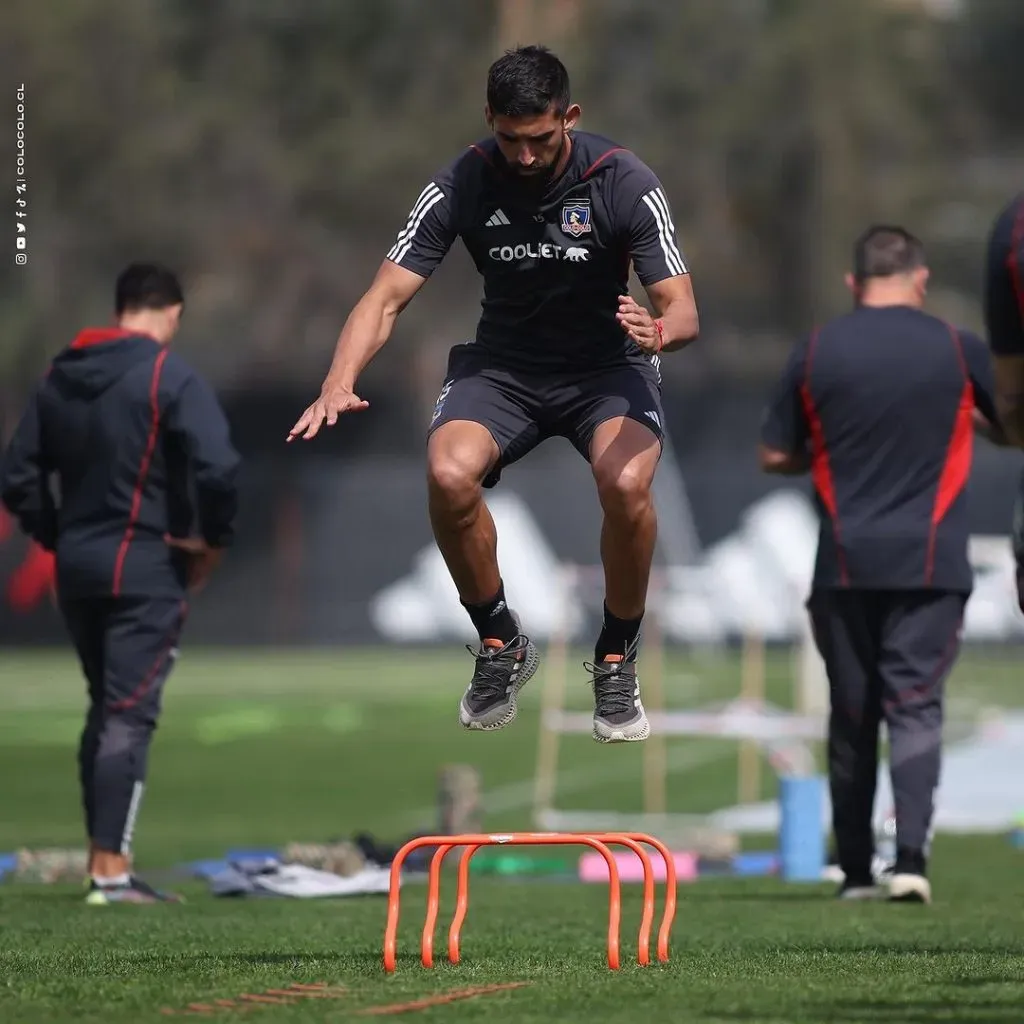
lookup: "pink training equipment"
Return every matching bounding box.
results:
[578,848,699,884]
[382,831,677,973]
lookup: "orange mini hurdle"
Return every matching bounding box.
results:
[382,832,677,973]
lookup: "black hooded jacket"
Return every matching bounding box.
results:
[1,327,239,598]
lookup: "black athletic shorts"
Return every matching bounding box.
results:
[427,343,665,488]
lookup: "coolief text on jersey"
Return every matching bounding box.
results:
[488,243,589,263]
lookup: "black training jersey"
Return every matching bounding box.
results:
[984,193,1024,358]
[384,130,689,373]
[761,306,999,593]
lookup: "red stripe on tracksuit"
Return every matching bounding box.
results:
[112,349,169,596]
[799,328,850,585]
[924,326,973,586]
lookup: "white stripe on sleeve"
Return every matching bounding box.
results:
[386,183,445,264]
[641,188,687,276]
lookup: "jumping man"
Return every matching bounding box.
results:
[289,45,699,742]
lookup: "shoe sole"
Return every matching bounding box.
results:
[887,873,931,904]
[459,640,540,731]
[838,886,882,901]
[84,892,169,905]
[592,708,651,744]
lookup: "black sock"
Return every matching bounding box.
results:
[462,581,519,644]
[595,603,643,662]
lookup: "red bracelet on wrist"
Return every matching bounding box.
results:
[653,318,665,353]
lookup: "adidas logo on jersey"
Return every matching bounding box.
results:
[485,209,511,227]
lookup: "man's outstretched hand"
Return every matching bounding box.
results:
[287,384,369,442]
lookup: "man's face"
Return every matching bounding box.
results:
[487,103,579,178]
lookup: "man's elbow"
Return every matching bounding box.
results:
[663,302,699,352]
[676,297,699,339]
[679,310,700,346]
[196,456,240,497]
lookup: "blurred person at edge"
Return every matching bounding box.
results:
[981,193,1024,612]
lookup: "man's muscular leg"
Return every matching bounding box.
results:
[427,420,504,609]
[427,419,539,729]
[587,416,661,742]
[592,417,660,631]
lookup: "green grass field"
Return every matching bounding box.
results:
[1,644,1023,1022]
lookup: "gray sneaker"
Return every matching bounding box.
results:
[458,619,539,731]
[85,877,183,905]
[586,639,650,743]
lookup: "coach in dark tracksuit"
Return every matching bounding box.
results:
[0,263,239,904]
[759,226,1006,905]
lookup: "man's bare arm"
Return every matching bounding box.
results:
[644,275,699,352]
[288,261,427,441]
[993,355,1024,448]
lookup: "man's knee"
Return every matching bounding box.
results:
[594,459,655,521]
[589,416,660,521]
[428,454,481,509]
[427,423,498,515]
[883,687,943,739]
[92,711,156,780]
[103,681,165,739]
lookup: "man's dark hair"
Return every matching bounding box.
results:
[486,45,571,118]
[853,226,926,282]
[115,262,184,315]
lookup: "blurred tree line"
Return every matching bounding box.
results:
[2,0,1022,423]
